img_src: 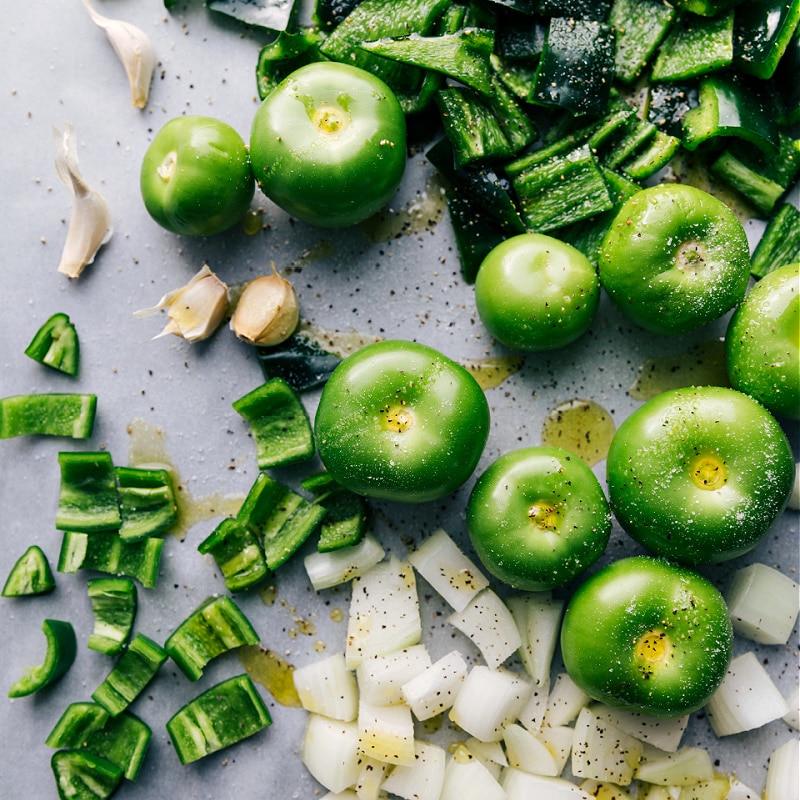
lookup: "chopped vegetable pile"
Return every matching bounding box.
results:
[1,0,798,799]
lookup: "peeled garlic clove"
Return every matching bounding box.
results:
[134,265,229,343]
[53,123,113,279]
[83,0,155,109]
[231,267,300,346]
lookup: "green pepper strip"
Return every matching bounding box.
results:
[87,577,137,656]
[232,377,315,470]
[58,531,164,589]
[0,394,96,439]
[8,618,77,698]
[164,595,259,681]
[301,471,367,553]
[24,312,80,376]
[2,544,56,596]
[51,750,123,800]
[46,701,111,748]
[56,451,121,533]
[115,465,178,541]
[166,673,272,765]
[197,517,269,593]
[236,471,327,570]
[92,634,167,717]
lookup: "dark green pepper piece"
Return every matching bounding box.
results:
[750,203,800,278]
[86,577,137,655]
[2,545,56,596]
[314,0,362,28]
[682,71,780,153]
[197,516,269,593]
[609,0,676,83]
[58,532,164,589]
[256,332,342,391]
[776,27,800,125]
[302,471,367,552]
[0,393,96,439]
[164,595,259,681]
[166,673,272,765]
[236,472,327,571]
[233,377,315,470]
[650,10,734,81]
[83,712,151,781]
[646,82,698,137]
[733,0,800,79]
[115,465,178,541]
[51,750,122,800]
[24,312,80,376]
[8,618,77,697]
[537,0,613,19]
[56,451,121,533]
[46,702,111,748]
[256,28,322,100]
[92,634,167,716]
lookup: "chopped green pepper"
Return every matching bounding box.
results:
[81,712,152,781]
[92,634,167,716]
[51,750,123,800]
[236,471,327,570]
[115,465,178,541]
[164,594,260,681]
[256,27,322,100]
[301,471,367,553]
[166,673,272,765]
[197,517,269,593]
[609,0,676,83]
[86,577,137,655]
[232,377,315,470]
[24,312,80,376]
[733,0,800,79]
[8,618,77,698]
[58,531,164,589]
[0,393,96,439]
[750,203,800,278]
[46,702,111,748]
[255,332,343,391]
[2,545,56,596]
[56,451,121,533]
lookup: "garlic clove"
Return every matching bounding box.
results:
[134,264,229,343]
[53,123,113,279]
[83,0,155,109]
[231,266,300,346]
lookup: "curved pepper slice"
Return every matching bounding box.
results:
[24,312,80,376]
[8,618,77,698]
[51,749,122,800]
[2,545,56,597]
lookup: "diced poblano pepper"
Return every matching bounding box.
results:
[197,517,269,593]
[51,750,123,800]
[115,466,178,541]
[0,394,96,440]
[609,0,676,83]
[87,577,137,655]
[56,451,121,533]
[2,545,56,596]
[24,312,80,376]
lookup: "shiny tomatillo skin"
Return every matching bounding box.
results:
[249,62,407,228]
[466,446,612,591]
[314,340,490,503]
[726,263,800,420]
[606,385,794,565]
[140,115,254,237]
[560,556,734,718]
[598,184,750,334]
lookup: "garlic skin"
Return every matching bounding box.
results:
[134,265,229,343]
[231,267,300,346]
[53,123,113,279]
[83,0,155,109]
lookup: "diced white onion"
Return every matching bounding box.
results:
[705,651,790,736]
[408,527,489,612]
[724,563,800,645]
[501,767,593,799]
[544,672,590,728]
[346,556,421,669]
[439,748,506,800]
[449,665,531,743]
[463,737,508,776]
[516,679,550,733]
[448,588,521,669]
[357,699,416,766]
[502,722,561,777]
[633,745,714,786]
[293,653,359,722]
[571,706,643,786]
[507,592,564,686]
[591,703,689,754]
[305,533,385,591]
[537,725,574,776]
[380,739,446,800]
[401,649,468,721]
[302,714,362,794]
[764,738,799,800]
[356,644,431,707]
[579,778,636,800]
[354,756,390,800]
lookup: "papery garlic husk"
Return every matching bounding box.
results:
[83,0,155,109]
[53,123,113,279]
[134,264,229,343]
[231,267,300,346]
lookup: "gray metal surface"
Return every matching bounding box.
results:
[1,2,797,798]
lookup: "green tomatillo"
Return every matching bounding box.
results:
[249,62,407,228]
[466,446,612,591]
[598,184,750,334]
[314,340,490,503]
[725,263,800,420]
[140,115,255,237]
[606,385,795,565]
[474,234,600,352]
[560,556,734,718]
